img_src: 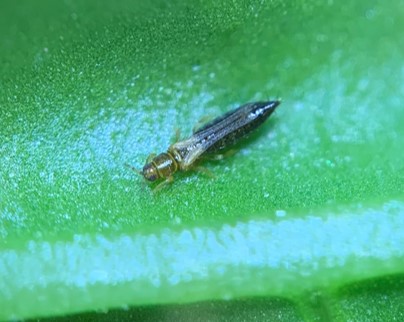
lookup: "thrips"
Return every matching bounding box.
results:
[128,100,280,191]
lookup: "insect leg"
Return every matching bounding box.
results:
[203,149,238,161]
[194,166,216,179]
[153,175,174,193]
[173,128,181,143]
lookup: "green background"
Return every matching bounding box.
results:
[1,0,403,320]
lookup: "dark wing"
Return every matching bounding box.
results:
[173,101,280,168]
[193,101,280,153]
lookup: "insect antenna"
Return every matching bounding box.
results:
[124,163,143,176]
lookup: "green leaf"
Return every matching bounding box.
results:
[1,0,403,320]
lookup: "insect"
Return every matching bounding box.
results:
[129,100,280,191]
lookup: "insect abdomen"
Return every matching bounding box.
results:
[204,121,257,153]
[204,101,280,153]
